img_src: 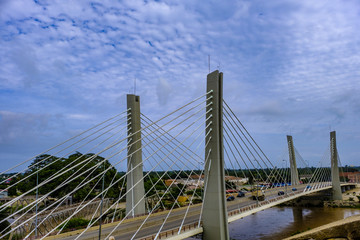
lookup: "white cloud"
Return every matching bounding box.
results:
[0,111,51,143]
[66,114,93,120]
[156,78,172,106]
[274,0,360,101]
[0,0,40,21]
[0,0,360,168]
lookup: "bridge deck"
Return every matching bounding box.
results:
[43,183,356,240]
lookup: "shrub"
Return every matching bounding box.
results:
[58,218,90,230]
[0,206,11,238]
[185,190,194,195]
[192,198,202,204]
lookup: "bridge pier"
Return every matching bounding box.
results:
[126,94,146,216]
[330,131,342,200]
[287,135,300,185]
[202,70,229,240]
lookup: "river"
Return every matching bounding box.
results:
[186,206,360,240]
[228,206,360,240]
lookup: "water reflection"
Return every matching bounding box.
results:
[229,207,360,240]
[292,207,303,225]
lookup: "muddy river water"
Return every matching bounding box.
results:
[228,206,360,239]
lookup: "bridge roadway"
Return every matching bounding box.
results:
[48,183,355,240]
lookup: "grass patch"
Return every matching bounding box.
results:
[58,218,91,231]
[291,227,312,236]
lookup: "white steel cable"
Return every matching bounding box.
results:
[119,116,212,239]
[223,101,278,173]
[58,132,132,233]
[223,132,257,184]
[222,110,277,183]
[222,124,266,183]
[2,93,211,238]
[143,123,211,240]
[90,117,210,240]
[39,106,210,239]
[0,110,129,177]
[141,149,180,208]
[197,148,212,227]
[0,120,130,213]
[2,93,209,200]
[141,113,203,164]
[0,114,130,193]
[0,123,132,236]
[140,131,203,200]
[141,125,204,172]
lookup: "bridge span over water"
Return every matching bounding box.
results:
[0,71,351,240]
[44,183,355,240]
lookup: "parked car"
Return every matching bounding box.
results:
[278,191,285,195]
[237,191,245,197]
[292,188,297,191]
[226,195,235,201]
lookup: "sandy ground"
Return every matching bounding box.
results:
[284,183,360,240]
[342,184,360,201]
[283,214,360,240]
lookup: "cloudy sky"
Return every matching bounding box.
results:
[1,0,359,171]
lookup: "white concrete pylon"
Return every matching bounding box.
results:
[203,70,229,240]
[330,131,342,200]
[126,94,146,215]
[287,135,300,186]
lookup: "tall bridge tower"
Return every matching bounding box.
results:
[126,94,146,216]
[287,135,300,185]
[330,131,342,200]
[203,70,229,240]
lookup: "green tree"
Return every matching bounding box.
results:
[16,153,123,203]
[0,206,10,239]
[225,180,236,190]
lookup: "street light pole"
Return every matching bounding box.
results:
[35,169,38,239]
[98,162,105,240]
[282,160,288,195]
[256,180,259,206]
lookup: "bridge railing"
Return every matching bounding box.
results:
[139,222,202,240]
[139,189,312,240]
[227,189,303,218]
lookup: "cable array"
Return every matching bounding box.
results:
[0,91,345,240]
[221,100,342,209]
[222,100,288,194]
[0,110,132,238]
[0,92,212,240]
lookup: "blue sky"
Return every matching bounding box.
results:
[1,0,359,171]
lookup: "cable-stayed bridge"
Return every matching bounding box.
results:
[0,71,355,240]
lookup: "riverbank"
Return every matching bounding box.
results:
[324,184,360,208]
[187,185,360,239]
[284,184,360,240]
[227,206,360,240]
[283,214,360,240]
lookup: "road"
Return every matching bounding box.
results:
[49,184,323,240]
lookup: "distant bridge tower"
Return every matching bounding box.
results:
[126,94,146,216]
[330,131,342,200]
[203,70,229,240]
[287,135,300,185]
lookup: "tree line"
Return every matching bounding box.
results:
[1,152,124,202]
